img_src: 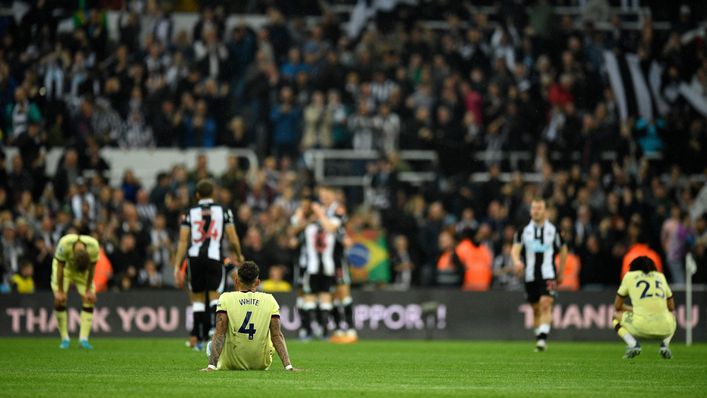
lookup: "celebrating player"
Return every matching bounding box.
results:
[326,188,357,343]
[203,261,297,371]
[511,198,567,352]
[174,179,244,350]
[52,233,100,349]
[291,186,341,340]
[613,256,676,359]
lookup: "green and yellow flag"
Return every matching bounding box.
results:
[347,229,390,284]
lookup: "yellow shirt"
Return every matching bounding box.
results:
[216,291,280,370]
[10,274,35,294]
[54,234,100,271]
[261,279,293,293]
[618,270,673,318]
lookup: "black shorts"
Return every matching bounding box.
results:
[187,257,225,293]
[302,271,335,295]
[525,279,557,303]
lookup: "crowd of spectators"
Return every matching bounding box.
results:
[0,0,706,294]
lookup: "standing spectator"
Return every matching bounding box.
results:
[375,103,400,155]
[4,87,41,144]
[108,233,143,289]
[121,169,142,203]
[270,87,301,159]
[148,213,172,281]
[70,178,96,223]
[348,100,377,151]
[135,189,157,226]
[301,91,332,150]
[8,155,34,201]
[53,149,81,201]
[183,99,217,148]
[435,229,463,287]
[194,26,228,80]
[1,221,26,288]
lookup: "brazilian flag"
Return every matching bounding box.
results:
[346,229,390,283]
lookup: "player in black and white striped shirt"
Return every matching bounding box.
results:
[174,180,244,350]
[511,198,567,352]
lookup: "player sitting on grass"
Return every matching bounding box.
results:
[203,261,298,371]
[613,256,676,359]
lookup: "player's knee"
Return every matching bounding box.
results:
[539,297,553,312]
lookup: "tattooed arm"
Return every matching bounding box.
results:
[270,316,297,371]
[203,312,228,371]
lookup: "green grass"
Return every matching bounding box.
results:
[0,339,706,397]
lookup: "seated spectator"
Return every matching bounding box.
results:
[260,265,292,293]
[390,234,416,290]
[10,261,35,294]
[137,259,163,289]
[493,243,522,290]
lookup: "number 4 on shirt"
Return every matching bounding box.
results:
[238,311,256,340]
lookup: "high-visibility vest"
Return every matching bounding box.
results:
[557,253,580,291]
[93,248,113,293]
[621,244,663,279]
[457,239,493,291]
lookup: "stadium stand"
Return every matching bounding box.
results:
[0,0,706,295]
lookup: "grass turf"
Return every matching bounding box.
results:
[0,339,705,397]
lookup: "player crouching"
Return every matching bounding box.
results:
[613,256,676,359]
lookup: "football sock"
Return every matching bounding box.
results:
[662,334,673,347]
[536,323,551,342]
[318,303,333,336]
[209,299,219,333]
[301,302,316,336]
[55,306,68,340]
[193,302,206,341]
[79,306,94,341]
[343,296,354,330]
[613,319,637,348]
[332,299,342,330]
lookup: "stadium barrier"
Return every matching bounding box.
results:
[1,290,704,341]
[3,147,260,190]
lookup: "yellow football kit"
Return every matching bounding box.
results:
[51,234,100,295]
[617,271,676,339]
[216,291,281,370]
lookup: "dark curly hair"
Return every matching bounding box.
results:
[629,256,657,274]
[237,261,260,285]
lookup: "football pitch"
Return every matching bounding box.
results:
[1,339,706,397]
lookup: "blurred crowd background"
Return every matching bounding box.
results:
[0,0,706,294]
